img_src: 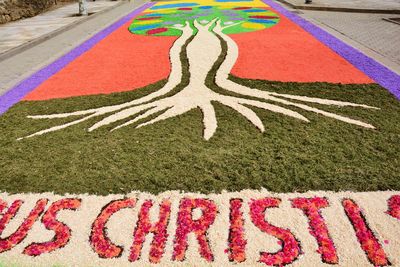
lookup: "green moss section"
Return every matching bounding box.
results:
[0,33,399,195]
[0,78,399,195]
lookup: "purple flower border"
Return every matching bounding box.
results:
[0,2,155,115]
[262,0,400,100]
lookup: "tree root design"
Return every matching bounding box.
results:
[213,20,377,129]
[19,18,378,140]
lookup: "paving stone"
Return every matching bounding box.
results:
[0,1,147,97]
[282,0,400,12]
[0,0,119,54]
[301,10,400,65]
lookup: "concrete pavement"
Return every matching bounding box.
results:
[0,0,121,59]
[278,0,400,13]
[0,0,147,97]
[298,9,400,74]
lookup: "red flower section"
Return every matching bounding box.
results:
[147,28,168,35]
[250,15,279,19]
[0,199,23,234]
[249,198,301,266]
[23,198,81,256]
[0,199,48,253]
[291,197,338,264]
[173,198,218,262]
[387,195,400,220]
[342,199,390,266]
[137,17,161,20]
[90,198,136,258]
[228,198,247,263]
[233,7,251,10]
[129,199,171,263]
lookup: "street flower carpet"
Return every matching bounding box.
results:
[0,0,399,265]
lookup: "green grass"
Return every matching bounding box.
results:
[0,34,399,196]
[0,77,399,195]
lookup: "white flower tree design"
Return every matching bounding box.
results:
[20,2,377,140]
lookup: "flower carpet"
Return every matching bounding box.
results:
[0,0,399,266]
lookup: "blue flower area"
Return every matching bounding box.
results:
[143,13,165,17]
[243,9,268,12]
[130,24,161,31]
[199,6,213,9]
[151,3,199,10]
[248,19,276,24]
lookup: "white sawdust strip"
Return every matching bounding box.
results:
[0,190,399,266]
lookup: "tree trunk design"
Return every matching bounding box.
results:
[20,19,377,140]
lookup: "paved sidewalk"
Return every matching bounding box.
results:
[0,0,121,56]
[0,0,147,97]
[299,9,400,73]
[278,0,400,13]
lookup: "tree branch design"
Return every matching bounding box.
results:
[20,18,377,140]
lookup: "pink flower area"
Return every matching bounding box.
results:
[249,198,301,266]
[173,198,218,262]
[342,199,390,266]
[228,198,247,263]
[90,198,136,258]
[386,195,400,220]
[291,197,338,264]
[0,199,48,253]
[23,198,81,256]
[129,199,171,263]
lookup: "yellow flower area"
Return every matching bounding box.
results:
[135,20,164,25]
[152,0,270,12]
[242,22,265,29]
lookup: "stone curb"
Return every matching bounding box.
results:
[275,0,400,14]
[0,1,125,63]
